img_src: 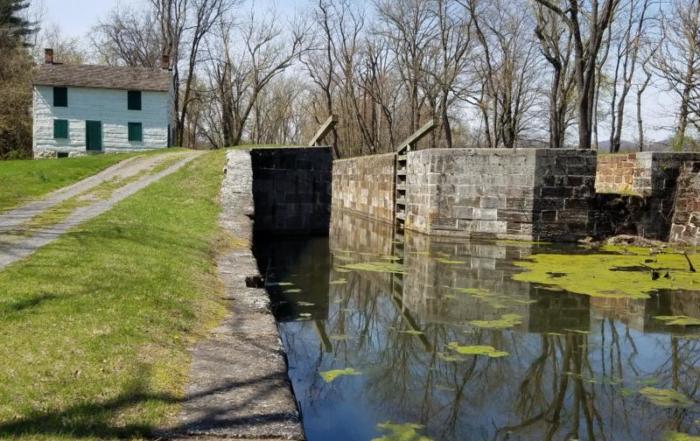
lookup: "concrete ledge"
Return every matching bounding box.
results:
[173,151,304,440]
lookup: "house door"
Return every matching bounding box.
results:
[85,121,102,151]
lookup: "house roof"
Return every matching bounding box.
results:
[33,64,171,92]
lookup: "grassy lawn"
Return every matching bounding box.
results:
[0,150,234,440]
[0,150,182,212]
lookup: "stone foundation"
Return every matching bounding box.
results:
[405,148,596,242]
[331,152,396,223]
[595,152,700,241]
[250,147,332,234]
[670,161,700,245]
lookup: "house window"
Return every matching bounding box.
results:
[127,91,142,110]
[53,87,67,107]
[53,119,69,139]
[128,122,143,142]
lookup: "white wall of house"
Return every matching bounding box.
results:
[33,86,171,157]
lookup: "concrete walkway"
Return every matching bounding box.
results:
[170,151,304,440]
[0,151,202,271]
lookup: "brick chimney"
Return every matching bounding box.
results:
[161,54,170,70]
[44,48,54,65]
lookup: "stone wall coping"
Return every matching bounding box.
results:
[334,151,397,162]
[407,147,595,156]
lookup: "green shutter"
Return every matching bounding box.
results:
[53,119,69,139]
[128,122,143,142]
[127,91,142,110]
[53,87,67,107]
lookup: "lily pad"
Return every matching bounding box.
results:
[469,314,523,329]
[319,367,362,383]
[372,422,433,441]
[655,315,700,326]
[340,261,406,274]
[446,342,509,358]
[435,258,466,265]
[665,432,700,441]
[639,387,693,408]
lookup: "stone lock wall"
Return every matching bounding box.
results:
[595,153,651,196]
[405,148,597,242]
[670,161,700,245]
[594,152,700,241]
[250,147,332,234]
[331,152,396,223]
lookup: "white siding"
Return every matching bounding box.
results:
[33,86,171,157]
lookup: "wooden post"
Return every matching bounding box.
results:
[307,115,338,147]
[395,120,436,153]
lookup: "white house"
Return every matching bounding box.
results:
[32,49,174,158]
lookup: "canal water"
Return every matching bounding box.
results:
[254,212,700,441]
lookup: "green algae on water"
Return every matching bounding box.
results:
[372,422,434,441]
[655,315,700,326]
[446,342,509,358]
[469,313,523,329]
[329,278,348,285]
[665,432,700,441]
[319,367,362,383]
[284,288,302,294]
[341,261,406,274]
[513,248,700,299]
[639,387,693,408]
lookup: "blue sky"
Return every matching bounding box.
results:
[38,0,676,143]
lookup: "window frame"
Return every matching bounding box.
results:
[53,87,68,107]
[127,90,142,111]
[53,119,69,139]
[128,122,143,143]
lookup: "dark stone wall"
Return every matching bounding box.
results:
[594,152,700,241]
[670,161,700,245]
[250,147,332,234]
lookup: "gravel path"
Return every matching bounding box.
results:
[0,151,203,271]
[0,153,185,234]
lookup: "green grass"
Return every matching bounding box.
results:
[0,149,184,212]
[0,150,232,440]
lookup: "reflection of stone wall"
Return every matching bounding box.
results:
[330,209,394,255]
[250,147,332,234]
[405,148,596,242]
[671,161,700,245]
[332,152,396,222]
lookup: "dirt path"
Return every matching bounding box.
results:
[0,151,203,271]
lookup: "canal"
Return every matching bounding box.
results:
[254,212,700,441]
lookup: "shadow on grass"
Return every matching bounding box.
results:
[0,370,290,440]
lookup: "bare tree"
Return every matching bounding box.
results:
[209,9,307,147]
[533,4,576,148]
[532,0,621,149]
[608,0,653,153]
[653,0,700,150]
[92,6,163,67]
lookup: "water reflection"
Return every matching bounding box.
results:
[254,211,700,441]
